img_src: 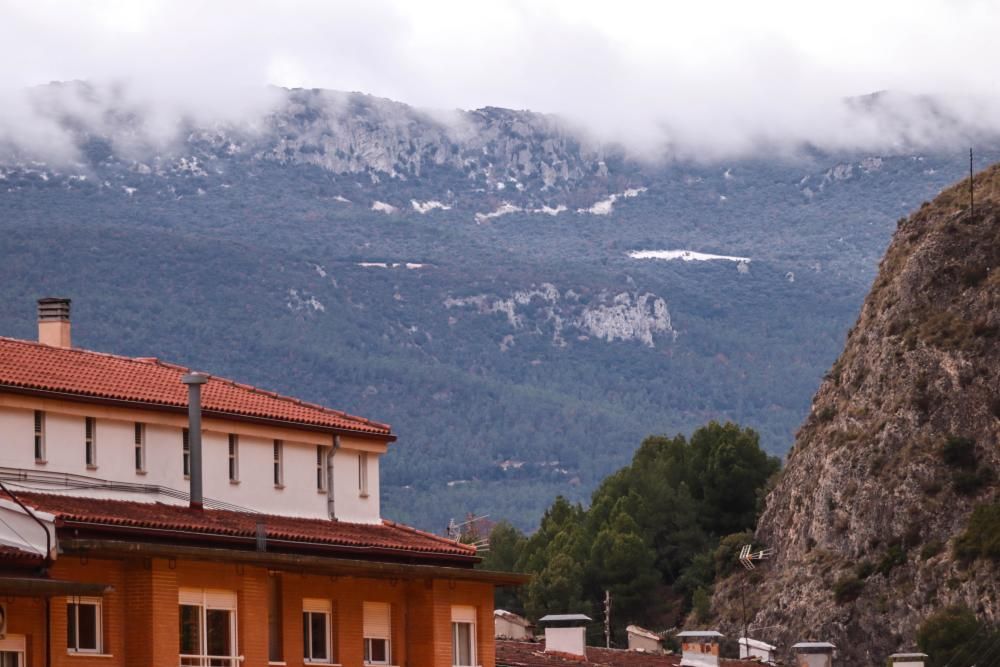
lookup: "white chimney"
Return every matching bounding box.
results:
[792,642,837,667]
[889,653,928,667]
[677,631,724,667]
[37,298,71,348]
[539,614,590,658]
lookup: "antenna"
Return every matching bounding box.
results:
[737,544,774,655]
[604,590,612,648]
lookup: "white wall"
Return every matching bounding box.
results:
[331,447,381,524]
[0,405,383,522]
[544,627,586,657]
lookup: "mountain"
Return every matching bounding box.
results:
[710,165,1000,662]
[0,82,997,530]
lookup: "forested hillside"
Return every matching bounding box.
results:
[1,82,996,530]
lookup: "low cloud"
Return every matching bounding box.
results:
[1,0,999,162]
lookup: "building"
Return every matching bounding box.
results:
[791,642,837,667]
[737,637,776,663]
[495,609,534,640]
[0,298,525,667]
[888,653,928,667]
[676,631,724,667]
[626,625,663,654]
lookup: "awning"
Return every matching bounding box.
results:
[0,575,113,597]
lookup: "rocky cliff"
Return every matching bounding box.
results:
[711,166,1000,663]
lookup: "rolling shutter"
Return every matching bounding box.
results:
[363,602,391,639]
[452,606,477,623]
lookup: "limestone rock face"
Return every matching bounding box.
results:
[712,166,1000,664]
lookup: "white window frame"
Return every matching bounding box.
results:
[0,634,26,667]
[273,440,284,487]
[33,410,46,463]
[358,452,369,498]
[362,602,390,666]
[66,596,103,654]
[228,434,240,483]
[451,606,477,667]
[134,422,146,473]
[182,428,191,478]
[316,446,328,492]
[84,417,97,468]
[302,599,332,664]
[178,589,239,667]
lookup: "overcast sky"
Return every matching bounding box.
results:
[2,0,998,157]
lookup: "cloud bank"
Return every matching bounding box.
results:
[1,0,999,161]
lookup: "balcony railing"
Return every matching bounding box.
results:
[179,654,243,666]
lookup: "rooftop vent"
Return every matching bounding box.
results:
[889,653,928,667]
[539,614,590,658]
[37,298,71,348]
[791,642,836,667]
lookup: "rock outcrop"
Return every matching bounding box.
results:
[711,166,1000,663]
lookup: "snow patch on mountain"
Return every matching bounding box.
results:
[474,202,522,223]
[371,201,398,214]
[629,249,751,263]
[411,199,451,213]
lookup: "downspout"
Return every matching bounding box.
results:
[182,372,209,510]
[327,435,340,519]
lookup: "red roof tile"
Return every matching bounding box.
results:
[0,337,391,436]
[496,641,760,667]
[0,544,44,563]
[10,492,476,562]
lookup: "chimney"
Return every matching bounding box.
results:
[677,631,724,667]
[791,642,836,667]
[182,372,209,509]
[539,614,590,659]
[37,298,72,348]
[889,653,928,667]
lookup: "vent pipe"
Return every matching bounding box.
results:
[37,298,72,348]
[182,372,209,509]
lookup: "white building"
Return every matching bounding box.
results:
[739,637,777,663]
[627,625,663,653]
[495,609,533,640]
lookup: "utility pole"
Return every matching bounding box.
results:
[604,590,612,649]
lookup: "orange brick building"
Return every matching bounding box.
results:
[0,299,525,667]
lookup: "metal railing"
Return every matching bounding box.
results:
[179,654,243,666]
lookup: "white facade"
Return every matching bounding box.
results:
[0,403,384,523]
[494,610,532,640]
[543,627,586,657]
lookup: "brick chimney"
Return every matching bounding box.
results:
[37,298,71,348]
[539,614,591,659]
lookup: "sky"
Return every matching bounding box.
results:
[1,0,999,158]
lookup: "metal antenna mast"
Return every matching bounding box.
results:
[970,148,975,218]
[604,590,612,649]
[737,544,774,655]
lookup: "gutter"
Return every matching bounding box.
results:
[60,538,531,586]
[0,383,397,442]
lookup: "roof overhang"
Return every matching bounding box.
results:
[0,575,113,597]
[0,383,396,442]
[59,538,531,586]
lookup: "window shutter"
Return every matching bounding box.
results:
[203,590,238,609]
[363,602,391,638]
[452,606,477,623]
[303,598,331,613]
[178,589,202,606]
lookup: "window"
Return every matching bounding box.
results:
[134,423,146,473]
[0,635,26,667]
[267,576,283,663]
[67,597,102,653]
[451,606,477,667]
[358,452,369,497]
[273,440,283,487]
[302,599,332,664]
[363,602,390,665]
[228,435,239,483]
[84,417,97,468]
[182,428,191,478]
[179,589,238,667]
[33,410,46,462]
[316,446,328,492]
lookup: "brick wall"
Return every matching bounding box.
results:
[13,556,498,667]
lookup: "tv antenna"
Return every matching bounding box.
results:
[446,514,491,552]
[737,544,774,654]
[970,148,975,218]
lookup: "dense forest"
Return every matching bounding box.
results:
[477,421,780,645]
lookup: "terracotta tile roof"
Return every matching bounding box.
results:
[0,337,391,436]
[9,492,476,562]
[496,641,760,667]
[0,544,44,563]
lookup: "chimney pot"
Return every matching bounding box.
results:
[37,298,72,348]
[539,614,590,658]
